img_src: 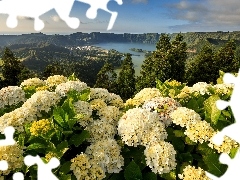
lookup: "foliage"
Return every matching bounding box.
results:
[94,62,118,94]
[136,33,187,92]
[0,47,34,88]
[185,40,240,85]
[117,53,135,101]
[0,71,238,179]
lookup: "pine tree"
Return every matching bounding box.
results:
[136,33,187,92]
[170,34,187,82]
[117,53,135,100]
[213,40,239,73]
[94,62,118,94]
[1,47,26,86]
[184,45,216,85]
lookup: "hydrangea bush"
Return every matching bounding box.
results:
[0,72,238,179]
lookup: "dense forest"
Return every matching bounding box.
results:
[0,32,239,100]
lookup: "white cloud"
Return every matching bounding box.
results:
[168,0,240,31]
[50,15,63,22]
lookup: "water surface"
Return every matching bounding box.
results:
[93,42,156,76]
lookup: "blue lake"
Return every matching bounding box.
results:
[93,42,156,76]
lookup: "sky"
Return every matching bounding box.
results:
[0,0,240,34]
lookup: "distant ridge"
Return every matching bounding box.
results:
[0,31,240,48]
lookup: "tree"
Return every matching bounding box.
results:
[169,34,187,82]
[94,62,118,94]
[184,45,216,85]
[213,40,239,73]
[185,40,240,85]
[1,47,29,86]
[136,33,187,92]
[117,53,135,100]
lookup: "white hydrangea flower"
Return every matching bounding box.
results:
[55,81,88,97]
[142,97,181,127]
[125,88,162,107]
[85,119,117,143]
[71,153,105,180]
[208,134,239,154]
[0,86,26,108]
[192,82,212,95]
[0,90,61,133]
[20,78,45,87]
[85,139,124,174]
[170,107,202,128]
[213,83,234,95]
[73,100,93,127]
[118,107,167,147]
[90,88,111,102]
[144,141,177,174]
[97,106,120,125]
[178,165,211,180]
[45,75,68,87]
[184,120,215,143]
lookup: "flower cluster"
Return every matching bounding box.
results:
[70,153,105,180]
[212,83,233,96]
[85,119,117,143]
[20,78,46,87]
[30,119,52,136]
[118,107,167,147]
[208,134,239,154]
[45,75,68,87]
[97,106,120,125]
[144,141,177,174]
[73,100,93,127]
[125,88,162,107]
[0,90,61,133]
[0,143,24,175]
[178,165,211,180]
[142,97,181,127]
[55,81,88,97]
[0,86,26,109]
[170,107,202,128]
[184,120,215,144]
[85,139,124,174]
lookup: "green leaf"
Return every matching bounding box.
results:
[204,95,221,125]
[173,130,185,137]
[160,170,176,180]
[56,141,69,157]
[222,110,231,118]
[229,147,239,159]
[143,172,157,180]
[53,107,66,128]
[185,137,197,145]
[108,172,125,180]
[27,143,46,150]
[124,161,143,180]
[186,98,199,112]
[171,138,185,152]
[69,130,90,147]
[18,134,25,146]
[79,89,91,101]
[179,152,193,163]
[202,152,227,177]
[59,174,71,180]
[60,161,71,174]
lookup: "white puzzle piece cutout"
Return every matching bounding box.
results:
[206,69,240,179]
[0,126,15,171]
[76,0,123,30]
[24,155,60,180]
[0,0,123,31]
